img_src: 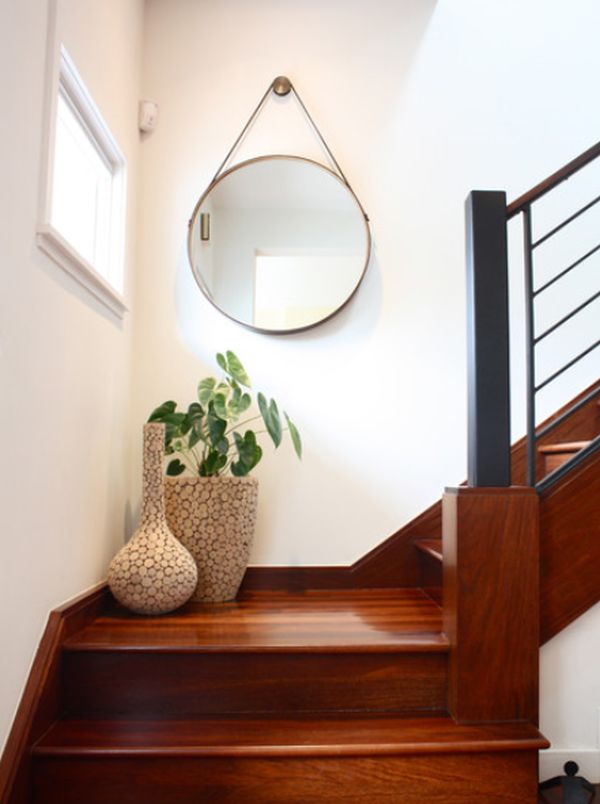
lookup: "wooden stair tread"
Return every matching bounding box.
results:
[538,440,591,454]
[414,538,443,562]
[63,588,448,653]
[33,715,549,758]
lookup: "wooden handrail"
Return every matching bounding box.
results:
[507,138,600,219]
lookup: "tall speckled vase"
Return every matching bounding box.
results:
[108,423,198,615]
[164,476,258,602]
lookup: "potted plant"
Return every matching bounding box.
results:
[148,350,301,601]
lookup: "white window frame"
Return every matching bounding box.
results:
[37,26,128,318]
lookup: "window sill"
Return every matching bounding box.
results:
[36,224,128,318]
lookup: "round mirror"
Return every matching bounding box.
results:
[188,156,371,333]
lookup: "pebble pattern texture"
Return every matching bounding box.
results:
[164,476,258,602]
[108,423,198,615]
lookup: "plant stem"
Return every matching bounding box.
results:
[225,414,262,435]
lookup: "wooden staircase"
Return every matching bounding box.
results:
[2,382,598,801]
[20,589,547,803]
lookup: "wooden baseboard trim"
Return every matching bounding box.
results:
[242,380,600,594]
[241,500,442,593]
[0,582,109,804]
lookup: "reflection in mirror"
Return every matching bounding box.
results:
[188,156,370,333]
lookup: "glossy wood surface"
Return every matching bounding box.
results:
[414,538,443,605]
[539,440,591,473]
[0,583,109,804]
[66,589,446,652]
[32,715,547,804]
[443,487,539,723]
[540,446,600,642]
[62,649,448,717]
[35,715,548,756]
[32,750,542,804]
[512,381,600,485]
[62,590,448,718]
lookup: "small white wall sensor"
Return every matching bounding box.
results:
[139,100,158,132]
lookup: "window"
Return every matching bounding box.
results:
[37,46,127,316]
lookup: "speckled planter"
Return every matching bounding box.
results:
[108,423,198,615]
[164,476,258,602]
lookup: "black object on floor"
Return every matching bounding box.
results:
[539,761,596,803]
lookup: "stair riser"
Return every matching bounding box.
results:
[61,651,447,717]
[418,554,442,606]
[32,751,539,803]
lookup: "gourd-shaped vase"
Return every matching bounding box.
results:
[108,423,198,615]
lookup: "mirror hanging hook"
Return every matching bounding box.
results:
[207,76,367,222]
[272,76,292,96]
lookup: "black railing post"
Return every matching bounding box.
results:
[522,205,537,486]
[465,191,511,487]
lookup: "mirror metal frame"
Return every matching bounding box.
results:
[187,154,371,335]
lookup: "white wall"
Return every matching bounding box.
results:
[0,0,143,753]
[136,0,600,779]
[137,0,600,559]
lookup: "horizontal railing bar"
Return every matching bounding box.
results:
[507,139,600,219]
[534,243,600,296]
[534,288,600,344]
[536,384,600,439]
[535,338,600,391]
[532,193,600,249]
[536,434,600,493]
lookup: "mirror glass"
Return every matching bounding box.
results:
[188,156,370,333]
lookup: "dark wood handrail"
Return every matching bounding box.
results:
[507,138,600,219]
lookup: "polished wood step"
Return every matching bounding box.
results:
[34,714,547,757]
[538,440,592,473]
[414,539,443,563]
[64,588,445,652]
[32,715,548,803]
[61,589,449,718]
[414,539,443,605]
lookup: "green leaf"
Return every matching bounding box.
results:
[285,412,302,459]
[227,385,250,420]
[258,392,282,447]
[148,400,177,422]
[188,429,202,449]
[206,403,227,447]
[257,392,268,422]
[216,435,229,455]
[231,431,262,475]
[200,450,228,476]
[187,402,206,449]
[225,351,251,387]
[161,412,186,428]
[166,458,186,476]
[216,352,227,371]
[213,392,229,421]
[198,377,216,406]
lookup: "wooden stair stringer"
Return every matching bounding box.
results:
[242,378,600,595]
[540,444,600,643]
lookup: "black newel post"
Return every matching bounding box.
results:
[465,191,511,487]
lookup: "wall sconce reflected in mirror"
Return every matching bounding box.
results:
[200,213,210,242]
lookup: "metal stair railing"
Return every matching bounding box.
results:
[465,141,600,490]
